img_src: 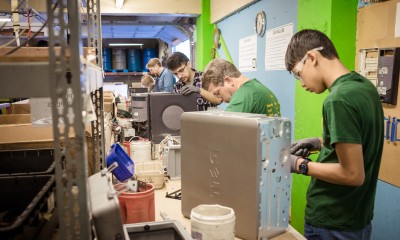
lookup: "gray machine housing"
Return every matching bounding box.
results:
[89,171,127,240]
[181,111,291,240]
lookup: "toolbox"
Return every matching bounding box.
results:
[181,111,291,240]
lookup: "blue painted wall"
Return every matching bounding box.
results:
[372,181,400,239]
[214,0,297,126]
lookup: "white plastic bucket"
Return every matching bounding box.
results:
[190,204,235,240]
[130,140,151,162]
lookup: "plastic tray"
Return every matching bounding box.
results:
[135,161,165,189]
[0,149,55,177]
[106,143,134,182]
[0,175,56,239]
[124,220,192,240]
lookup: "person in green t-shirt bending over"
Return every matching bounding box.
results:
[201,58,280,116]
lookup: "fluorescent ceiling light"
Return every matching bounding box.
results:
[116,0,124,9]
[109,43,143,46]
[0,18,12,22]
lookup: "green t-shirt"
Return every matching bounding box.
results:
[305,72,384,230]
[226,78,280,116]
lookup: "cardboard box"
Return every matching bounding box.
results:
[0,113,97,175]
[11,100,30,114]
[0,114,31,124]
[103,95,116,117]
[0,47,97,65]
[104,112,113,155]
[0,124,54,150]
[104,91,115,98]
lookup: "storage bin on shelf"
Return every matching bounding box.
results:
[0,148,55,177]
[0,175,56,239]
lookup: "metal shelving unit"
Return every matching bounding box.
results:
[0,0,104,239]
[87,0,106,175]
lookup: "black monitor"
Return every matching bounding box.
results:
[147,93,197,144]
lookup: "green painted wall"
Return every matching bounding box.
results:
[292,0,358,234]
[195,0,214,70]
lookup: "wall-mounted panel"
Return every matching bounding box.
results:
[356,0,400,187]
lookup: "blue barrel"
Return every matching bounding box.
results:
[102,48,112,72]
[142,48,157,72]
[127,48,142,72]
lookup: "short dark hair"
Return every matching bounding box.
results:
[166,52,189,71]
[285,29,339,73]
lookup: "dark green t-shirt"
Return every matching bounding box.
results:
[226,78,280,116]
[305,72,384,230]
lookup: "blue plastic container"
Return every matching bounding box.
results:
[127,48,142,72]
[106,144,134,182]
[102,48,112,72]
[142,48,157,72]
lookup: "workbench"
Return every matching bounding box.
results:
[153,179,305,240]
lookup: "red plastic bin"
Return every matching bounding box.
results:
[114,182,155,224]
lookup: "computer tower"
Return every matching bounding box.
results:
[181,111,291,240]
[148,93,197,144]
[131,93,148,123]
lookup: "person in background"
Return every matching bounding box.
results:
[285,29,384,240]
[166,52,221,111]
[146,58,175,92]
[140,75,155,92]
[201,58,280,116]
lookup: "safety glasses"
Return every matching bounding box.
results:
[292,46,324,80]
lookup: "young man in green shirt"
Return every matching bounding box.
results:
[201,58,280,116]
[285,29,384,239]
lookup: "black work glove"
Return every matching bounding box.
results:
[290,155,301,173]
[291,137,321,158]
[181,85,200,95]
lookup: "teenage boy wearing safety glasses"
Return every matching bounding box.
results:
[285,29,384,240]
[166,51,222,111]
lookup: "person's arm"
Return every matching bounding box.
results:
[295,142,365,186]
[199,88,222,105]
[163,74,175,92]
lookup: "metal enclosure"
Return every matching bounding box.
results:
[88,171,126,240]
[181,111,291,240]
